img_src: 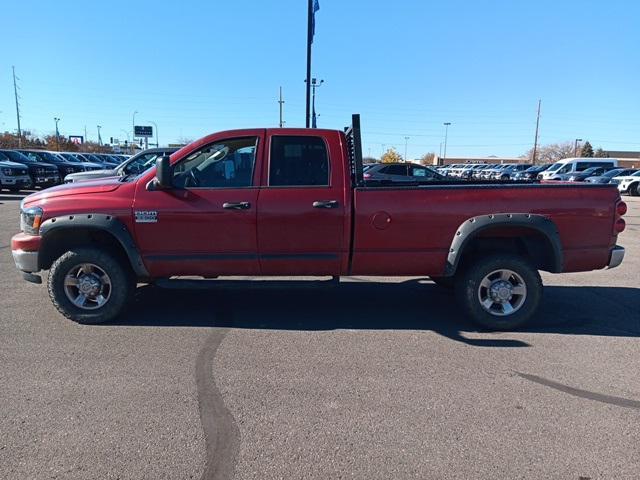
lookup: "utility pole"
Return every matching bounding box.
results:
[97,125,102,146]
[54,117,61,151]
[443,122,452,161]
[278,87,285,128]
[12,66,22,147]
[532,99,541,165]
[84,125,87,145]
[404,136,409,162]
[574,138,582,157]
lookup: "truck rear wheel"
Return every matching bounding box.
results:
[48,247,134,324]
[455,254,542,331]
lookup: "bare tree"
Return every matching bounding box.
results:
[418,152,436,166]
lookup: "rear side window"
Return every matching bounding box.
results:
[380,165,408,175]
[269,136,329,186]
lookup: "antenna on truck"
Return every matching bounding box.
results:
[344,114,364,187]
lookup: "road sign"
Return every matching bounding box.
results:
[134,125,153,138]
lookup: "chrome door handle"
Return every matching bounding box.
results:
[312,200,339,209]
[222,201,251,210]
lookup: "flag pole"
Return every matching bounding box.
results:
[305,0,312,128]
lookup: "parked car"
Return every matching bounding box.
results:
[0,151,32,192]
[92,154,120,166]
[0,149,60,188]
[539,158,619,180]
[58,153,104,171]
[560,165,619,182]
[18,150,84,180]
[512,164,552,181]
[487,164,512,179]
[612,170,640,196]
[11,115,626,331]
[585,168,638,184]
[363,162,444,183]
[76,153,115,167]
[496,164,533,180]
[64,148,179,183]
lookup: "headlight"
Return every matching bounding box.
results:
[21,206,44,235]
[2,168,13,176]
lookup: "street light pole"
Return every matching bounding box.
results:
[97,125,102,146]
[404,136,409,162]
[148,121,158,147]
[574,138,583,157]
[311,78,323,128]
[132,110,138,154]
[54,117,61,151]
[443,122,452,161]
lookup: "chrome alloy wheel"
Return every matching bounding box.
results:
[63,263,112,310]
[477,269,527,317]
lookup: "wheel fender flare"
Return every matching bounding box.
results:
[444,213,563,276]
[39,213,149,278]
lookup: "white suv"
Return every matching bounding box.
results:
[612,170,640,196]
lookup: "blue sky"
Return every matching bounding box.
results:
[1,0,639,159]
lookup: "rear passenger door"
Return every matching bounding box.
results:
[256,134,347,275]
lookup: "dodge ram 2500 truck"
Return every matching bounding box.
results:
[11,115,627,330]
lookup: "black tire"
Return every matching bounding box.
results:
[629,183,639,197]
[430,276,455,289]
[48,247,134,324]
[455,254,542,331]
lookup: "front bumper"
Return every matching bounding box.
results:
[12,249,39,273]
[608,246,625,269]
[33,174,60,186]
[1,175,32,188]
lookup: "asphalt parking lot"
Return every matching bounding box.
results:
[1,192,638,480]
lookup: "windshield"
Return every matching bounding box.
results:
[602,169,623,177]
[547,162,563,172]
[4,150,35,162]
[123,153,160,175]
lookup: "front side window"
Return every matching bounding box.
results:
[410,165,434,177]
[269,136,329,186]
[172,137,257,189]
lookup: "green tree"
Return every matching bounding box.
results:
[381,147,403,163]
[580,141,594,157]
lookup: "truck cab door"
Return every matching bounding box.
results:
[256,133,348,275]
[132,133,264,278]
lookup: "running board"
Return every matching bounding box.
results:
[154,277,340,290]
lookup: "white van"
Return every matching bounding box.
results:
[539,158,619,180]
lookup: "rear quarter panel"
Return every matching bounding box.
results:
[352,184,619,276]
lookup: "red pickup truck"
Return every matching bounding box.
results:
[11,115,627,330]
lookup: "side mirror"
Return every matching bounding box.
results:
[155,155,172,189]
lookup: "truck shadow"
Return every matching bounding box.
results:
[110,279,640,348]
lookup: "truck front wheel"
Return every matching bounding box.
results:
[455,254,542,330]
[48,247,134,324]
